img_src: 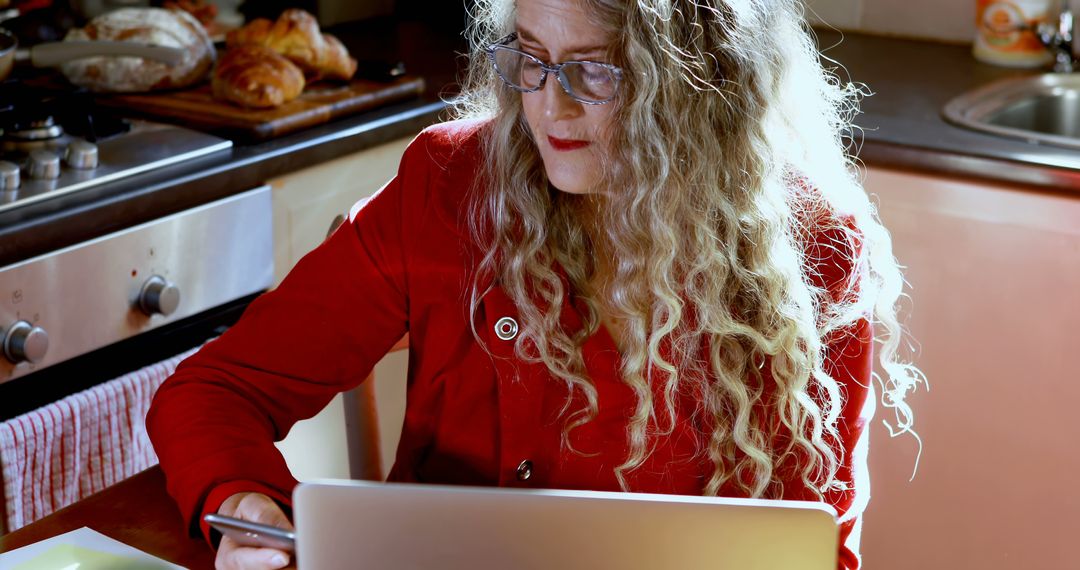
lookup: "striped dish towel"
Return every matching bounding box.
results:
[0,344,204,534]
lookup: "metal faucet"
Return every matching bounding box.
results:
[1037,0,1076,72]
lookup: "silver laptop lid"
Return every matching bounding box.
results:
[294,480,838,570]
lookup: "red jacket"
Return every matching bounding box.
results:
[147,119,872,569]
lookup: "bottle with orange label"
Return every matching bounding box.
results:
[974,0,1054,67]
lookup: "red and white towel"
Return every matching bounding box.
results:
[0,344,203,533]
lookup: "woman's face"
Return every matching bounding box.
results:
[516,0,616,195]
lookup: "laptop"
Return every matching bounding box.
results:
[293,480,839,569]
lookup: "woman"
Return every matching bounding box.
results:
[147,0,923,568]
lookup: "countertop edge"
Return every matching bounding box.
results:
[859,138,1080,197]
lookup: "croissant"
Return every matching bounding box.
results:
[226,9,357,81]
[212,45,305,108]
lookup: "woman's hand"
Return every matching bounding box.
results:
[214,492,295,570]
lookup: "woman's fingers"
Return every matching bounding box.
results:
[214,492,295,570]
[232,493,295,530]
[217,535,291,569]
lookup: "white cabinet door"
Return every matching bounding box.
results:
[270,135,416,482]
[271,136,416,286]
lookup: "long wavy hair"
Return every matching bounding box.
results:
[451,0,924,506]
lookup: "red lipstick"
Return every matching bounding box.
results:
[547,135,590,151]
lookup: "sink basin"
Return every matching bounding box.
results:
[942,73,1080,150]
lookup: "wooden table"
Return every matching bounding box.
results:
[0,465,216,569]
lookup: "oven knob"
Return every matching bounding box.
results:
[28,150,61,180]
[3,321,49,365]
[139,275,181,316]
[65,140,99,170]
[0,161,19,190]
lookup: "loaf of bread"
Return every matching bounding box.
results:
[60,8,214,92]
[212,45,305,108]
[226,9,357,81]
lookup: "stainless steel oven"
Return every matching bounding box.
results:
[0,186,272,417]
[0,186,272,534]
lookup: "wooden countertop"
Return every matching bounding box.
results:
[0,465,216,569]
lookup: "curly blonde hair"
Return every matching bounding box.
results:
[451,0,924,503]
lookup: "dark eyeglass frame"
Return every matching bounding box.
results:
[484,33,624,105]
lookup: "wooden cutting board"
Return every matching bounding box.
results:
[93,76,426,142]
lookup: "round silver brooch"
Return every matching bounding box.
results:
[494,317,519,341]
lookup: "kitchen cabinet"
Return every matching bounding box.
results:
[859,166,1080,569]
[270,135,415,287]
[269,134,416,482]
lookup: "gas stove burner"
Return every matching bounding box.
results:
[0,82,131,144]
[0,79,232,212]
[0,118,232,211]
[4,117,65,142]
[0,129,69,156]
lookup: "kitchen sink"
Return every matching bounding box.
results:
[942,73,1080,150]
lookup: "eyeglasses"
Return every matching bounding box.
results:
[485,33,623,105]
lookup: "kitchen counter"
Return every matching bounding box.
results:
[0,23,1077,267]
[0,466,216,569]
[816,29,1080,192]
